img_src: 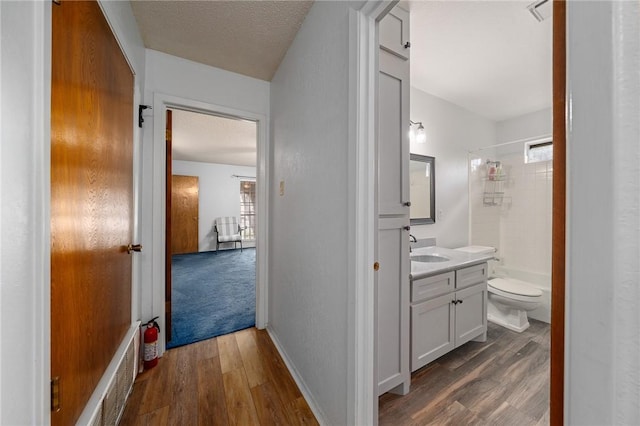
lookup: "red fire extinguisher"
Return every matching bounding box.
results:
[143,317,160,370]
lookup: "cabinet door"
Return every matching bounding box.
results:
[377,217,410,395]
[379,6,410,60]
[378,45,410,216]
[411,293,455,372]
[454,283,488,347]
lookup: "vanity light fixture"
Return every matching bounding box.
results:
[410,120,426,144]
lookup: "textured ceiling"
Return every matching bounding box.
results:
[130,0,314,81]
[135,1,550,123]
[409,1,552,122]
[171,109,257,167]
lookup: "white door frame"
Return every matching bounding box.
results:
[348,1,397,424]
[150,93,269,354]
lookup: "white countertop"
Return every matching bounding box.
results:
[410,246,494,280]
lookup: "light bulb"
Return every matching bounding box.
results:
[416,124,426,144]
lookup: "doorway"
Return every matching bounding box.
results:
[372,0,565,424]
[165,108,259,348]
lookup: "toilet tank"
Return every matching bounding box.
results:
[454,246,499,276]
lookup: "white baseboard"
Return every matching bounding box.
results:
[266,327,328,425]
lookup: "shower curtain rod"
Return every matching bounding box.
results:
[231,174,256,179]
[468,134,552,154]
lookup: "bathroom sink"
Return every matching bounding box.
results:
[411,254,450,263]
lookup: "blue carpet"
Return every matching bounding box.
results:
[167,248,256,349]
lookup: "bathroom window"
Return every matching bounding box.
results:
[524,138,553,164]
[239,180,256,241]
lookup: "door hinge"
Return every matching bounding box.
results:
[51,377,61,412]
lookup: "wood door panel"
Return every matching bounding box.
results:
[171,175,199,254]
[51,1,133,425]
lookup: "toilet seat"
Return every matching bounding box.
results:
[488,277,542,302]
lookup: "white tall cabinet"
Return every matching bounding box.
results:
[376,6,411,396]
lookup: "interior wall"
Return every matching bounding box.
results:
[566,1,640,424]
[269,2,363,423]
[142,49,269,345]
[409,87,496,248]
[496,107,551,144]
[172,160,257,251]
[0,2,51,423]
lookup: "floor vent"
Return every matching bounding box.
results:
[78,322,141,426]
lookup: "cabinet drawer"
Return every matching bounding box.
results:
[411,271,454,303]
[456,263,488,290]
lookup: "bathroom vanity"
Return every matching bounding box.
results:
[410,247,493,372]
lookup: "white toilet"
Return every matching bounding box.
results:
[454,246,542,333]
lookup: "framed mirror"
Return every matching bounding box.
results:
[409,154,435,225]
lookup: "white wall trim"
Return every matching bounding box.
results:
[348,2,397,425]
[150,93,269,355]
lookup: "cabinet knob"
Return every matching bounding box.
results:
[404,41,411,49]
[451,300,457,305]
[403,201,412,207]
[373,262,380,271]
[403,226,411,231]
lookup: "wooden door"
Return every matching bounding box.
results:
[51,1,134,425]
[171,175,199,254]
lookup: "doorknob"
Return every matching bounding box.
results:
[127,244,142,254]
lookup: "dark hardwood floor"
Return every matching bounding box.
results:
[379,319,550,426]
[120,321,548,425]
[120,327,318,426]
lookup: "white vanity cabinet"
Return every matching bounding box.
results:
[411,263,488,372]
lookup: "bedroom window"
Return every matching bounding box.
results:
[240,180,256,241]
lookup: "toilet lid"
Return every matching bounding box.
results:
[488,277,542,297]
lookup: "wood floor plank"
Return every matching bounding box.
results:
[192,335,219,361]
[218,333,244,374]
[251,381,291,426]
[138,405,170,426]
[236,328,269,388]
[485,401,537,426]
[197,356,229,426]
[137,349,177,415]
[287,396,320,426]
[167,343,199,425]
[222,367,261,426]
[254,329,303,404]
